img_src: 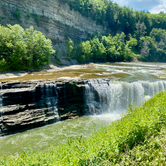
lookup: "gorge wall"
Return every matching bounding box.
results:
[1,79,166,136]
[0,0,109,45]
[0,80,86,136]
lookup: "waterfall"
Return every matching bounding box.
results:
[84,79,110,114]
[44,82,59,120]
[84,80,166,114]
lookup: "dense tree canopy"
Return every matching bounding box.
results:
[65,0,166,63]
[67,32,135,63]
[66,27,166,63]
[0,24,55,71]
[68,0,166,37]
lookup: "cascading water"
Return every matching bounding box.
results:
[84,79,110,114]
[85,79,166,114]
[44,82,59,120]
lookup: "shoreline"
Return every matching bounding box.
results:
[0,62,166,82]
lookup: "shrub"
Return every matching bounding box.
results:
[0,24,55,71]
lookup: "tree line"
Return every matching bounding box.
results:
[68,0,166,37]
[64,0,166,63]
[0,24,55,71]
[65,28,166,63]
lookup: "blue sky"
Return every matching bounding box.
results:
[112,0,166,14]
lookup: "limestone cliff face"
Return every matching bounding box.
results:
[0,79,112,136]
[0,80,85,136]
[0,0,108,44]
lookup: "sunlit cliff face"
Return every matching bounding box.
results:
[0,0,107,44]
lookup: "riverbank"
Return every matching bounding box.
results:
[1,62,166,82]
[0,90,166,165]
[0,63,95,81]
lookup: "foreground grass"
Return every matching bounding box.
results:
[1,91,166,165]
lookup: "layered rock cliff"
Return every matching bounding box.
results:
[0,80,85,136]
[0,0,109,45]
[0,78,112,136]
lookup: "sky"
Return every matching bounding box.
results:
[112,0,166,14]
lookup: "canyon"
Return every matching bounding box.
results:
[0,0,109,45]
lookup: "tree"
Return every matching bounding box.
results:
[65,37,74,58]
[0,24,55,71]
[135,21,147,39]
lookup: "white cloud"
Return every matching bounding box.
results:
[112,0,166,14]
[150,0,166,14]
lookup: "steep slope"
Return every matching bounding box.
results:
[0,0,109,45]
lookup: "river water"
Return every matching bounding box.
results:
[0,62,166,156]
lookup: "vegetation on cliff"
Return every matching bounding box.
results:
[0,24,55,71]
[63,0,166,63]
[69,0,166,36]
[1,90,166,165]
[65,27,166,63]
[67,32,137,62]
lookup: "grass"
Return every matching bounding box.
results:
[1,91,166,165]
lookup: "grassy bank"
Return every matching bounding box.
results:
[1,91,166,165]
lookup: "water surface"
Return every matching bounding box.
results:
[0,113,121,156]
[0,62,166,82]
[1,62,166,156]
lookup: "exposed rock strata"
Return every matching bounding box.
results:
[0,0,109,44]
[0,80,85,136]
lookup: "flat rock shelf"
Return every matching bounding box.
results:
[0,80,88,136]
[1,78,166,136]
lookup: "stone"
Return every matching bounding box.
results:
[0,80,85,136]
[0,0,110,45]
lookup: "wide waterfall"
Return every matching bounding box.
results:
[84,79,166,114]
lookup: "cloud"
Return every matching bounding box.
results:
[112,0,166,14]
[149,0,166,14]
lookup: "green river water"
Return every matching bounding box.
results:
[0,62,166,156]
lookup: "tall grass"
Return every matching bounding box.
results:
[1,91,166,165]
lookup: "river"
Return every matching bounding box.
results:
[0,62,166,156]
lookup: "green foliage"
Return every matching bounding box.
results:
[13,8,21,23]
[65,37,75,57]
[138,28,166,62]
[139,36,157,61]
[67,0,166,62]
[32,12,40,26]
[68,0,166,37]
[1,90,166,165]
[0,24,55,71]
[73,32,136,63]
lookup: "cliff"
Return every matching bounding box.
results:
[0,0,109,45]
[0,80,85,136]
[0,79,111,136]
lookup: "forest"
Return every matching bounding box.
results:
[0,25,55,71]
[66,0,166,63]
[1,0,166,71]
[66,28,166,63]
[68,0,166,36]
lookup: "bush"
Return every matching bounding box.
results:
[0,24,55,71]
